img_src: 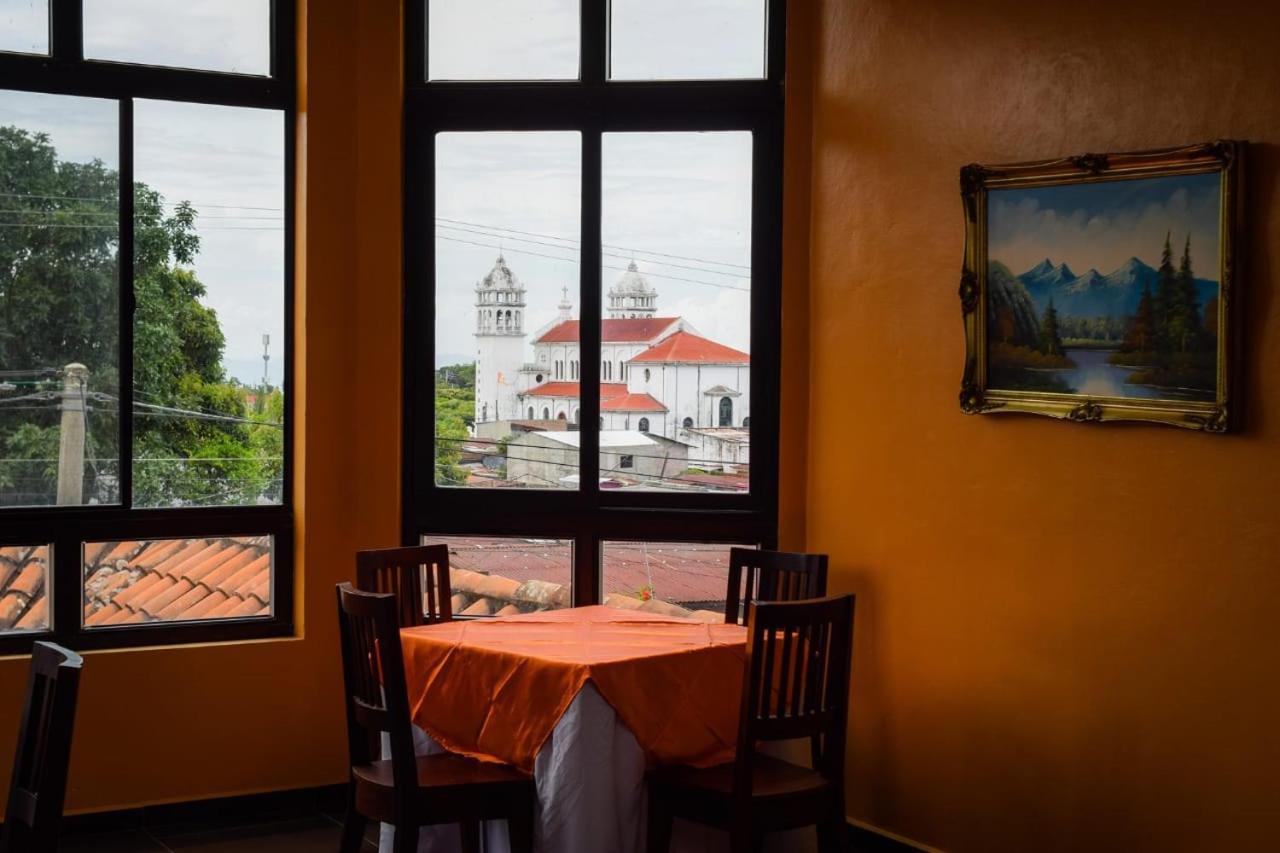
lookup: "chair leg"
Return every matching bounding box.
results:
[728,823,755,853]
[393,823,420,853]
[646,788,673,853]
[508,789,537,853]
[339,786,368,853]
[460,819,482,853]
[816,810,849,853]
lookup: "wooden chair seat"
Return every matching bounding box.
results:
[650,753,833,801]
[352,753,532,824]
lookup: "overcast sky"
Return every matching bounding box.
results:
[3,0,764,382]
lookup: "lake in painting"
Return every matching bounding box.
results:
[985,172,1222,402]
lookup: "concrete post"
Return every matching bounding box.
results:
[56,363,88,505]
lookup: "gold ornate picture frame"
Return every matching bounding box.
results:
[959,141,1243,432]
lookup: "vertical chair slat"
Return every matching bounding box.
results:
[723,548,830,625]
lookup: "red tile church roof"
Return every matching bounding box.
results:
[523,382,666,412]
[535,317,680,344]
[629,331,750,365]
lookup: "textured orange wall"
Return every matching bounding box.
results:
[806,1,1280,850]
[0,0,402,813]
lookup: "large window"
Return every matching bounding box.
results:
[405,0,783,606]
[0,1,294,650]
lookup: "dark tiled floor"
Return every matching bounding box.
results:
[59,792,379,853]
[53,789,904,852]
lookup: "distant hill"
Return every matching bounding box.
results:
[1015,256,1218,319]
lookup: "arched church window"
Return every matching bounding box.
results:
[638,418,649,433]
[528,407,535,419]
[643,368,650,381]
[535,373,543,383]
[719,397,732,427]
[574,408,580,423]
[742,417,750,428]
[483,403,489,421]
[682,417,693,428]
[557,412,567,420]
[542,407,550,420]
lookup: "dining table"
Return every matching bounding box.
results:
[379,604,816,853]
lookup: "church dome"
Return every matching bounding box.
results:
[479,255,523,291]
[610,260,653,296]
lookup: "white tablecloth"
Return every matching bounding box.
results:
[380,684,816,853]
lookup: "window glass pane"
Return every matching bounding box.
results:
[83,536,272,627]
[429,0,579,81]
[132,100,284,508]
[83,0,271,75]
[425,534,572,615]
[609,0,766,81]
[602,540,737,620]
[0,90,120,508]
[0,0,48,55]
[435,132,581,490]
[0,544,51,633]
[600,132,751,493]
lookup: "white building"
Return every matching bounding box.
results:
[472,256,751,473]
[472,256,526,426]
[505,431,690,488]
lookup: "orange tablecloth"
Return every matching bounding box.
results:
[400,605,748,773]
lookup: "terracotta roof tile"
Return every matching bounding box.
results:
[628,331,750,365]
[2,537,274,635]
[535,317,680,344]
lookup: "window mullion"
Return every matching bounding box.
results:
[576,128,603,605]
[50,0,84,64]
[118,97,135,510]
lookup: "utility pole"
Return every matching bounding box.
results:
[261,333,271,390]
[56,363,88,505]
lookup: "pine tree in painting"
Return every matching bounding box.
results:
[1170,234,1202,352]
[1154,231,1178,349]
[1123,283,1159,353]
[1039,297,1065,357]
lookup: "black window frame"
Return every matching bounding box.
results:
[403,0,785,606]
[0,0,296,654]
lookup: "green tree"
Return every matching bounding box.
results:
[1154,231,1178,350]
[434,363,474,485]
[1168,234,1202,353]
[0,126,279,507]
[1122,283,1158,353]
[1038,297,1065,357]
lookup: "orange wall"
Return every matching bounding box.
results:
[0,0,402,813]
[806,1,1280,850]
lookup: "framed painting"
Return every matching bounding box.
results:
[959,141,1244,432]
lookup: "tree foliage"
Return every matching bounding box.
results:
[434,363,474,485]
[0,126,281,507]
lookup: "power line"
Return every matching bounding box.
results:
[437,235,749,293]
[436,216,751,272]
[436,222,747,280]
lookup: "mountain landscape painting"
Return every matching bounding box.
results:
[985,172,1222,401]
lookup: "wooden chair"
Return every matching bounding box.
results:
[725,547,829,625]
[335,583,535,853]
[2,642,83,853]
[356,544,453,627]
[648,595,855,853]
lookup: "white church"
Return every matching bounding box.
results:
[471,255,751,473]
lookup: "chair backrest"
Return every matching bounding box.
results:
[2,642,83,853]
[356,544,453,627]
[734,595,854,792]
[335,583,418,793]
[724,547,829,625]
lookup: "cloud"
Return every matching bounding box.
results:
[989,177,1221,278]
